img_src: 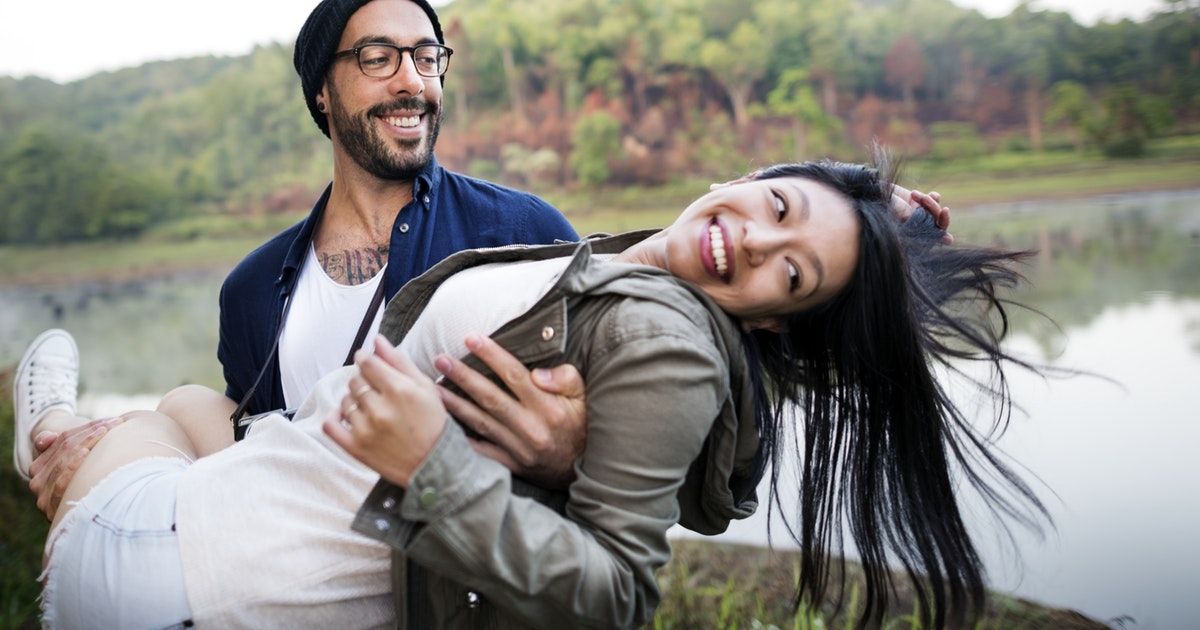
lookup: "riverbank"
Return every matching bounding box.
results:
[2,145,1198,288]
[0,371,1112,628]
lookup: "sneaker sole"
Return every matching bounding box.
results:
[12,329,79,481]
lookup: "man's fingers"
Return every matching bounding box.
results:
[32,430,61,452]
[434,353,523,425]
[531,364,585,399]
[437,386,523,458]
[467,437,521,472]
[462,335,540,401]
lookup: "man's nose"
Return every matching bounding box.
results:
[387,53,425,95]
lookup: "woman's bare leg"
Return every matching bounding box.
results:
[49,409,199,532]
[155,385,237,457]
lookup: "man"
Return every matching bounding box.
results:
[29,0,587,520]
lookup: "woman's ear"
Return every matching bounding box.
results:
[740,317,784,333]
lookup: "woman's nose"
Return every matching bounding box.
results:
[743,221,785,267]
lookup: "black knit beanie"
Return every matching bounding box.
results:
[294,0,446,138]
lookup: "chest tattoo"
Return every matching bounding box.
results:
[318,244,390,286]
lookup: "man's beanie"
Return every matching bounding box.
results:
[294,0,445,138]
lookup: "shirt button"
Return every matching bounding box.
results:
[398,223,410,233]
[541,326,555,341]
[419,488,438,509]
[465,591,482,608]
[381,497,397,510]
[374,518,391,532]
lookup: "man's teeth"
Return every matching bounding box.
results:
[384,115,421,128]
[708,224,727,278]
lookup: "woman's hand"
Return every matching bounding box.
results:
[324,336,447,488]
[891,185,954,243]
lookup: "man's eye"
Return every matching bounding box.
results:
[362,55,390,67]
[773,190,788,221]
[787,260,800,291]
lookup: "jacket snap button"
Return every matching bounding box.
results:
[465,591,481,608]
[374,518,391,532]
[381,497,397,510]
[423,195,431,205]
[398,223,410,233]
[419,488,438,509]
[541,326,555,341]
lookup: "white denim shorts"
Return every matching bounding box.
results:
[41,456,194,630]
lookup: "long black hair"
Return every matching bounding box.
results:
[740,156,1048,628]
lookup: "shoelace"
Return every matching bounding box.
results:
[26,356,77,412]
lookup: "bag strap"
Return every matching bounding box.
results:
[230,273,388,431]
[343,277,388,366]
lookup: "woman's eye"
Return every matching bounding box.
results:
[772,190,788,222]
[787,260,800,291]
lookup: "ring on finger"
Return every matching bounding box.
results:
[353,384,373,398]
[345,401,360,415]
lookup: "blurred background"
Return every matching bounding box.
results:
[1,0,1198,627]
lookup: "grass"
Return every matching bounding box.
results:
[652,541,1112,629]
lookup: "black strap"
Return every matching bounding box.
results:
[230,274,388,429]
[343,278,388,366]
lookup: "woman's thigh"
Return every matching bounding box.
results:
[43,457,193,629]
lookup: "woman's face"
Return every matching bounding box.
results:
[660,176,861,329]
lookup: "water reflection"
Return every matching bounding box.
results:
[1,189,1198,625]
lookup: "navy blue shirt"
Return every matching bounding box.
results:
[218,157,578,417]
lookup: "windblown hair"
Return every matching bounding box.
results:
[741,156,1048,628]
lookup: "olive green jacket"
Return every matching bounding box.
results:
[352,232,762,629]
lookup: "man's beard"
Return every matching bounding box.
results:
[328,86,441,181]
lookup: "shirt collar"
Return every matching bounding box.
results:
[276,157,445,287]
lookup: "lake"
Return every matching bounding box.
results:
[3,189,1199,627]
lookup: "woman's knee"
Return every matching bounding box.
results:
[157,384,226,417]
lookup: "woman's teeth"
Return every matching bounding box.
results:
[708,224,727,278]
[384,115,421,128]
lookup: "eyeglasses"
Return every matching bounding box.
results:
[333,43,454,79]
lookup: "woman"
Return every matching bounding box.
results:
[14,157,1041,629]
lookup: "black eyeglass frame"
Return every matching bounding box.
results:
[332,43,454,79]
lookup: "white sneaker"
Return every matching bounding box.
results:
[13,329,79,481]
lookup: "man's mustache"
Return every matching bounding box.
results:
[367,97,432,117]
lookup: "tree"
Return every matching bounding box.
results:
[765,68,839,160]
[1045,80,1091,152]
[884,34,926,112]
[569,111,622,186]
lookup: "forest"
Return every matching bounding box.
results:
[0,0,1196,244]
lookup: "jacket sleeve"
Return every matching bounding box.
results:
[353,302,724,628]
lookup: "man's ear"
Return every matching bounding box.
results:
[317,83,330,113]
[740,317,784,333]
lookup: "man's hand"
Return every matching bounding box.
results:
[324,337,447,488]
[891,185,953,243]
[433,334,586,489]
[28,418,122,519]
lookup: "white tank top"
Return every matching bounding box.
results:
[279,245,386,408]
[174,257,574,626]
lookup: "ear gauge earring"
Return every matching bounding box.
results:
[317,102,327,113]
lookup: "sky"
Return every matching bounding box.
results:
[0,0,1168,84]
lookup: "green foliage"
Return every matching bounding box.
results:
[0,128,176,244]
[0,371,50,629]
[1088,85,1176,158]
[570,111,623,186]
[928,122,986,161]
